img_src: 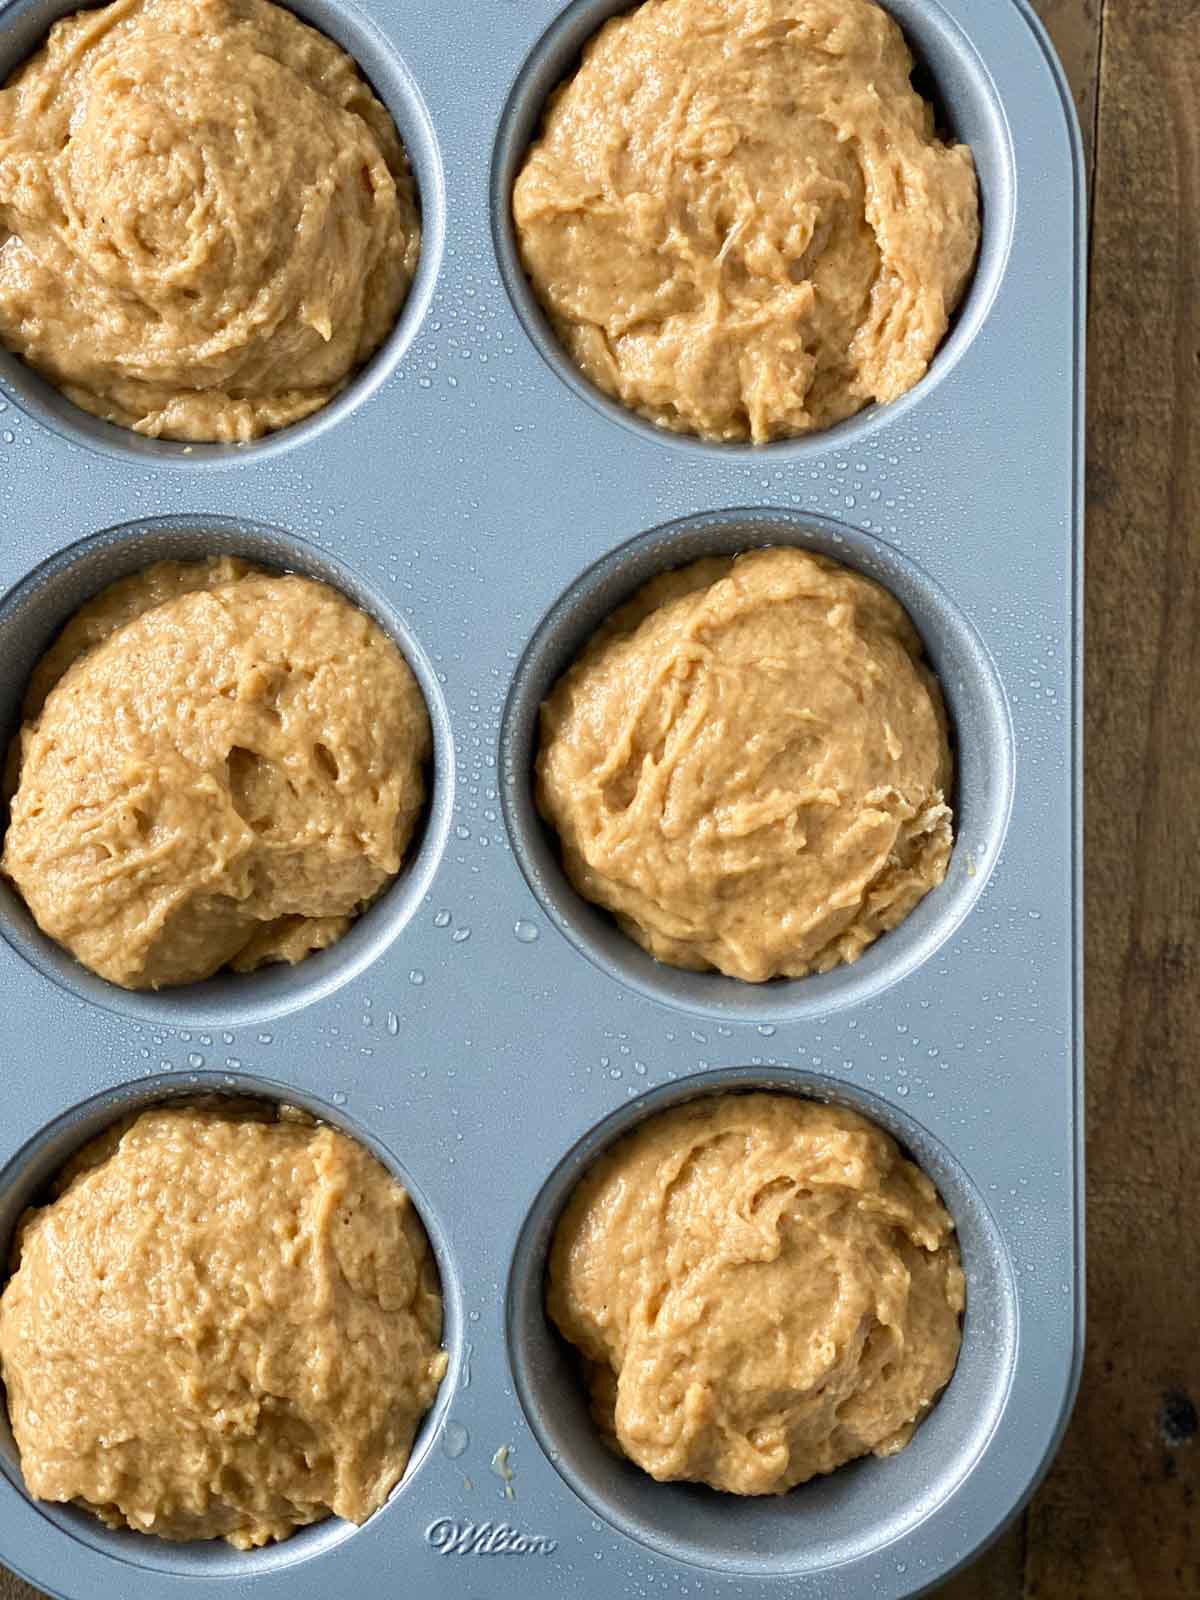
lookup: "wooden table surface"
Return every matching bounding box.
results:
[2,0,1197,1596]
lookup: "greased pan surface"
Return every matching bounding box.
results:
[0,0,1084,1594]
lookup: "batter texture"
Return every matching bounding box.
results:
[0,1103,447,1545]
[2,557,431,989]
[549,1092,964,1493]
[513,0,979,442]
[537,547,953,982]
[0,0,420,442]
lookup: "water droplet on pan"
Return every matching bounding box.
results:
[442,1421,469,1459]
[513,920,539,943]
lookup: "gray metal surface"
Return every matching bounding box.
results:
[0,0,1085,1593]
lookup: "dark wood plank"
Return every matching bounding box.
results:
[0,1572,39,1600]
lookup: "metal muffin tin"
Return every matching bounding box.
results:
[0,0,1084,1592]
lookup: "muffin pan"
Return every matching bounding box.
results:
[0,0,1084,1595]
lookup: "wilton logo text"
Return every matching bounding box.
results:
[425,1518,558,1556]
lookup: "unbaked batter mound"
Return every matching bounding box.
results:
[549,1093,964,1493]
[537,547,953,982]
[513,0,979,442]
[2,557,431,989]
[0,1103,448,1546]
[0,0,420,442]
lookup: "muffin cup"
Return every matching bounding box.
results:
[0,1071,464,1581]
[0,0,445,466]
[0,516,455,1028]
[500,507,1014,1023]
[507,1065,1018,1576]
[491,0,1016,459]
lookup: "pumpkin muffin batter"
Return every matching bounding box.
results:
[537,547,953,982]
[549,1092,964,1493]
[2,557,431,989]
[513,0,979,442]
[0,0,420,442]
[0,1102,448,1546]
